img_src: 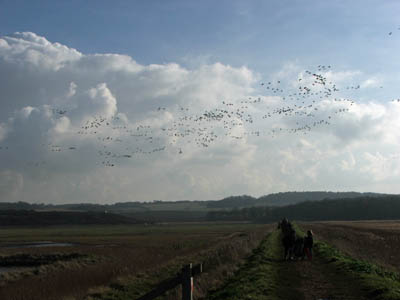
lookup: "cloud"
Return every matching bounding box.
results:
[0,32,399,203]
[340,152,356,171]
[0,123,8,142]
[0,170,23,200]
[360,76,382,88]
[76,82,117,119]
[0,32,81,70]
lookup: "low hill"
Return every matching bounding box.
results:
[206,192,388,209]
[0,210,142,226]
[254,191,388,207]
[206,195,257,208]
[206,195,400,222]
[0,191,395,223]
[267,195,400,222]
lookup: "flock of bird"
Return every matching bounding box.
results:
[0,27,399,172]
[0,63,397,168]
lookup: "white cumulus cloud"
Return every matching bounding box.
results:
[0,32,399,203]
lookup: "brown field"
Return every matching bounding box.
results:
[300,220,400,273]
[2,220,400,300]
[0,223,271,300]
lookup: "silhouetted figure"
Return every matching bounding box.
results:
[303,230,314,260]
[280,218,294,260]
[293,236,304,259]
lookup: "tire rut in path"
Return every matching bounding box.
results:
[289,256,369,300]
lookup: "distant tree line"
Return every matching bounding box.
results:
[206,195,400,222]
[205,191,388,209]
[0,191,389,212]
[0,192,397,224]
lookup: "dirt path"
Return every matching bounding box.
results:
[292,257,368,300]
[207,230,372,300]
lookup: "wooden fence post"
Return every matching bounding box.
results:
[181,263,193,300]
[135,263,202,300]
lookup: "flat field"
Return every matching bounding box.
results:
[0,222,271,300]
[3,220,399,300]
[301,220,400,272]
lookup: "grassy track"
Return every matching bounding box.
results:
[314,241,400,300]
[297,224,400,300]
[209,225,400,300]
[207,230,303,300]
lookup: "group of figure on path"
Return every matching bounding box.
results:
[278,218,313,261]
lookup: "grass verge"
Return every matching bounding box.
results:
[315,241,400,300]
[207,230,303,300]
[297,224,400,300]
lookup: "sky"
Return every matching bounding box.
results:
[1,1,400,204]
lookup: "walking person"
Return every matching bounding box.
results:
[283,227,296,260]
[303,230,314,261]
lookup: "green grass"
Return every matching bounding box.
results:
[315,241,400,300]
[207,230,303,300]
[296,223,400,300]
